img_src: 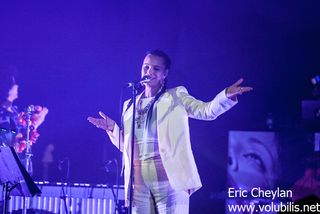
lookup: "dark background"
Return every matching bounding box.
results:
[1,1,320,213]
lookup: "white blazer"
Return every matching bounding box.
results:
[106,86,237,204]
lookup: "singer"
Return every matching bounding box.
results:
[88,50,253,213]
[0,66,48,153]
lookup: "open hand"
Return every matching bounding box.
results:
[87,111,115,131]
[226,78,253,100]
[32,106,49,129]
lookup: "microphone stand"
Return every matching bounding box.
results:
[24,105,34,176]
[125,76,151,214]
[127,81,140,214]
[59,158,71,214]
[20,105,34,214]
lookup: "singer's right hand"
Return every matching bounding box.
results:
[87,111,115,131]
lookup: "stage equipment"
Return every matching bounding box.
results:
[0,146,41,214]
[301,100,320,131]
[302,100,320,120]
[1,181,125,214]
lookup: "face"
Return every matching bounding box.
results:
[141,54,168,88]
[7,84,19,102]
[228,131,278,190]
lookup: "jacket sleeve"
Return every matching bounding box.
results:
[176,86,238,120]
[105,100,130,152]
[106,123,124,152]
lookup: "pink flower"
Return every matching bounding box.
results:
[30,129,40,142]
[14,105,47,153]
[17,140,27,153]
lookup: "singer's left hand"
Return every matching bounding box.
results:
[226,78,253,101]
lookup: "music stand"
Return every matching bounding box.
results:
[0,146,41,214]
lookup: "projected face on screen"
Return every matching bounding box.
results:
[228,131,279,190]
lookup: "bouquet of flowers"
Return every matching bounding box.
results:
[15,105,49,153]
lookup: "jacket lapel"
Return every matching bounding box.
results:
[156,95,172,150]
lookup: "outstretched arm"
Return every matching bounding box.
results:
[87,111,123,151]
[179,78,252,120]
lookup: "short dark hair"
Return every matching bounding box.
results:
[146,50,171,70]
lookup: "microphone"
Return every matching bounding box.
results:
[126,75,153,88]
